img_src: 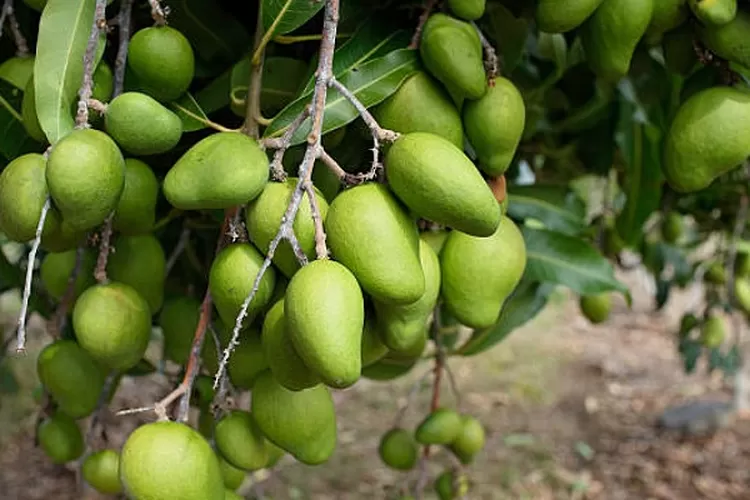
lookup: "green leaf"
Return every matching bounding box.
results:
[231,56,310,117]
[522,226,629,297]
[483,3,529,73]
[34,0,95,143]
[458,281,555,356]
[194,67,233,115]
[261,0,325,37]
[263,48,420,145]
[678,338,702,374]
[170,93,211,132]
[507,185,586,236]
[0,79,41,160]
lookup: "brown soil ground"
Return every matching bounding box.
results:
[1,265,748,500]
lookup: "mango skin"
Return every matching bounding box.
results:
[285,259,364,389]
[420,14,487,101]
[262,299,320,391]
[580,293,612,323]
[107,233,166,315]
[361,316,390,367]
[463,77,526,177]
[164,132,269,210]
[373,71,464,149]
[246,179,329,279]
[0,55,34,90]
[415,408,463,445]
[690,0,736,26]
[127,26,195,102]
[536,0,605,33]
[82,449,122,495]
[227,330,269,390]
[385,132,501,237]
[72,282,152,372]
[251,370,337,466]
[441,216,527,329]
[38,413,84,464]
[113,158,159,235]
[325,183,425,305]
[0,153,50,242]
[580,0,654,81]
[447,0,485,20]
[37,340,106,419]
[449,415,486,464]
[663,87,750,193]
[105,92,183,156]
[120,421,225,500]
[46,129,126,232]
[214,411,269,471]
[158,295,201,365]
[379,428,419,471]
[699,10,750,69]
[40,248,96,303]
[208,243,277,330]
[374,239,441,353]
[646,0,688,42]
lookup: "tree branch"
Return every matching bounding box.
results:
[113,0,134,98]
[408,0,438,50]
[472,21,499,81]
[48,245,85,338]
[93,213,114,285]
[262,106,311,181]
[1,0,29,57]
[165,227,190,277]
[75,0,108,129]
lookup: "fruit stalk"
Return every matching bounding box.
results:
[305,183,329,259]
[148,0,167,25]
[408,0,439,49]
[243,7,267,138]
[93,213,114,284]
[113,0,134,97]
[75,0,108,129]
[471,21,499,80]
[262,105,312,180]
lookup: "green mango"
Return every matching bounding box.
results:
[246,179,329,279]
[158,295,201,365]
[41,212,87,253]
[700,313,725,348]
[734,278,750,315]
[105,92,182,156]
[285,259,364,388]
[420,13,487,101]
[46,129,126,232]
[440,215,526,329]
[580,0,655,81]
[662,212,684,243]
[107,233,166,315]
[214,411,269,471]
[421,230,449,256]
[374,239,440,352]
[662,25,699,76]
[0,153,51,242]
[736,251,750,278]
[92,61,114,103]
[536,0,605,33]
[113,158,159,235]
[361,356,419,381]
[690,0,736,26]
[227,330,268,390]
[312,161,342,203]
[645,0,688,42]
[21,76,46,143]
[463,77,526,177]
[264,440,286,468]
[435,470,470,500]
[325,183,425,304]
[127,26,195,102]
[705,259,727,284]
[379,428,418,471]
[699,10,750,69]
[40,248,96,303]
[385,132,500,237]
[37,340,106,419]
[72,282,152,372]
[447,0,485,20]
[164,132,269,210]
[449,415,485,464]
[663,86,750,193]
[361,315,390,367]
[0,55,34,89]
[218,457,246,490]
[208,243,277,329]
[579,293,612,324]
[261,299,320,391]
[251,370,337,466]
[120,421,224,500]
[38,413,84,464]
[373,71,464,149]
[82,449,123,495]
[415,408,463,445]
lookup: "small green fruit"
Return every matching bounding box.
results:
[579,293,612,324]
[159,295,201,365]
[0,153,52,242]
[107,233,166,315]
[415,408,463,445]
[120,421,225,500]
[536,0,605,33]
[105,92,183,155]
[215,411,269,471]
[662,212,684,243]
[646,0,689,42]
[705,260,727,285]
[690,0,736,26]
[435,470,470,500]
[447,0,485,20]
[127,26,195,102]
[698,10,750,70]
[734,278,750,315]
[40,248,96,303]
[0,55,34,89]
[113,158,160,235]
[701,314,725,348]
[38,413,84,464]
[379,428,419,471]
[82,449,123,495]
[449,415,485,464]
[227,330,269,390]
[219,457,246,490]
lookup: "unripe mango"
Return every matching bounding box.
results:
[663,86,750,193]
[646,0,688,42]
[463,77,525,177]
[251,370,337,465]
[0,153,51,242]
[325,183,424,304]
[690,0,736,26]
[107,233,166,315]
[246,179,329,278]
[385,132,500,237]
[261,299,320,391]
[449,415,486,464]
[379,428,419,470]
[209,243,277,329]
[536,0,605,33]
[441,216,527,329]
[0,55,34,89]
[734,278,750,315]
[82,449,122,495]
[227,330,268,390]
[46,129,126,231]
[105,92,182,156]
[38,413,84,464]
[285,259,364,388]
[421,230,449,256]
[113,158,159,235]
[127,26,195,102]
[361,316,390,367]
[580,293,612,324]
[374,239,441,352]
[219,457,246,490]
[415,408,463,445]
[580,0,654,81]
[164,132,269,210]
[701,314,725,348]
[373,71,464,149]
[120,421,225,500]
[41,210,87,253]
[215,411,269,471]
[37,340,105,419]
[72,282,152,372]
[40,248,96,303]
[158,295,201,365]
[420,14,487,101]
[447,0,485,20]
[698,10,750,69]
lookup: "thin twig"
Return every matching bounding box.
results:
[408,0,438,49]
[48,245,86,337]
[113,0,134,98]
[471,21,499,81]
[148,0,167,25]
[93,213,114,285]
[318,148,348,180]
[262,106,312,181]
[0,0,11,42]
[1,0,29,56]
[443,361,461,411]
[242,8,266,139]
[165,227,191,277]
[16,198,51,353]
[306,184,328,259]
[75,0,108,128]
[175,291,212,422]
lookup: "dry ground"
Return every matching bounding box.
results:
[1,264,748,500]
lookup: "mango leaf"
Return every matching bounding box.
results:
[0,79,41,160]
[34,0,94,143]
[194,67,233,115]
[231,56,310,117]
[458,281,555,356]
[522,226,630,298]
[263,49,420,145]
[507,185,586,236]
[261,0,325,37]
[170,93,211,132]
